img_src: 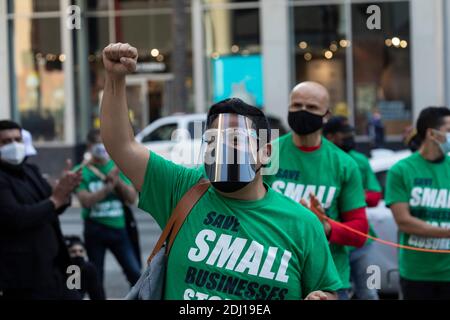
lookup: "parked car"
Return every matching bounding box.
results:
[135,113,206,167]
[367,148,412,296]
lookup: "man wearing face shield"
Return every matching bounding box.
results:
[385,107,450,300]
[200,112,261,194]
[323,116,382,300]
[99,43,342,300]
[264,82,369,300]
[0,120,82,299]
[74,129,140,292]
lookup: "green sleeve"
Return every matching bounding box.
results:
[138,151,204,229]
[338,160,366,212]
[362,158,382,192]
[385,164,409,206]
[301,216,343,297]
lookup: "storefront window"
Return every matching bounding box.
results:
[7,0,59,14]
[8,4,66,142]
[292,1,412,139]
[83,0,193,132]
[352,1,411,137]
[117,0,172,10]
[87,0,110,11]
[204,7,262,107]
[292,5,348,116]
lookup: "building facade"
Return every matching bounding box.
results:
[1,0,450,175]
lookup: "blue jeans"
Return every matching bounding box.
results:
[84,220,141,288]
[350,242,379,300]
[337,289,351,300]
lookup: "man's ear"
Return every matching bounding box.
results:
[323,109,332,122]
[427,128,438,141]
[259,143,272,166]
[429,128,446,144]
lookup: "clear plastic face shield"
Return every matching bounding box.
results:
[199,114,259,190]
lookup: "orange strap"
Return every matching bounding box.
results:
[327,217,450,254]
[147,180,210,264]
[305,198,450,254]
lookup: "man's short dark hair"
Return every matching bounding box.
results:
[206,98,271,145]
[416,106,450,140]
[0,120,22,132]
[323,116,353,136]
[87,129,101,144]
[64,235,85,249]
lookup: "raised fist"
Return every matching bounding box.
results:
[102,43,138,79]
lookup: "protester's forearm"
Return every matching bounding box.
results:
[397,216,450,238]
[100,76,135,161]
[100,44,149,191]
[328,207,369,248]
[77,188,111,208]
[115,181,137,205]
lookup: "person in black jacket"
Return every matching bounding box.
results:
[65,236,105,300]
[0,120,82,300]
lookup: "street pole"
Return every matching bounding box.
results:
[172,0,188,114]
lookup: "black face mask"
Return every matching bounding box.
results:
[340,136,355,153]
[211,166,262,193]
[288,110,326,135]
[211,181,250,193]
[71,256,86,267]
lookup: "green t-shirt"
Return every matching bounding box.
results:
[348,150,382,193]
[75,160,132,229]
[348,150,382,246]
[385,152,450,282]
[264,134,366,289]
[138,151,342,300]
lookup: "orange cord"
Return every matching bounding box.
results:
[304,197,450,254]
[326,217,450,254]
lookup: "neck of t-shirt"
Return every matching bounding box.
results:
[292,133,322,152]
[297,144,321,152]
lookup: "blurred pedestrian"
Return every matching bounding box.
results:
[385,106,450,300]
[74,129,140,292]
[264,82,369,300]
[0,120,82,300]
[368,109,385,148]
[324,116,382,300]
[99,43,343,300]
[65,236,105,300]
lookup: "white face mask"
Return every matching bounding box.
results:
[91,143,110,161]
[438,132,450,155]
[0,142,26,165]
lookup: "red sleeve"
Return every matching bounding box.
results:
[365,191,382,208]
[328,207,369,248]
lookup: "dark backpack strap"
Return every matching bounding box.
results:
[147,179,210,264]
